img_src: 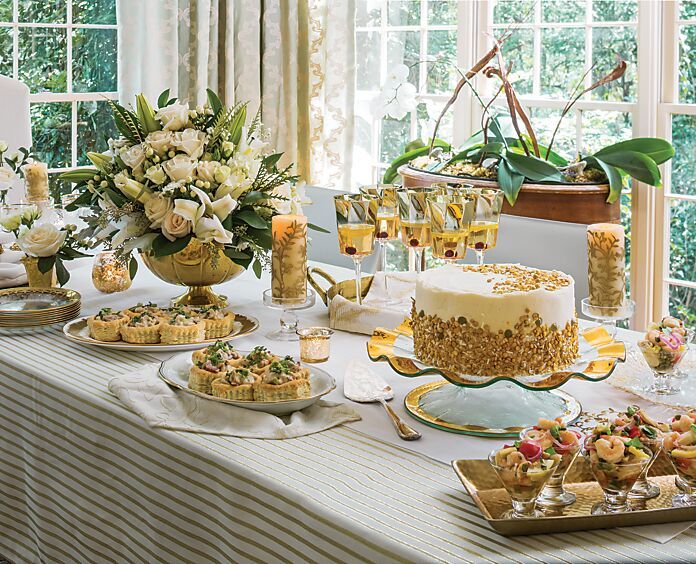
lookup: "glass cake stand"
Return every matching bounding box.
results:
[367,321,626,437]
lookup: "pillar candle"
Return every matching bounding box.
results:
[587,222,626,308]
[271,214,307,303]
[22,162,49,203]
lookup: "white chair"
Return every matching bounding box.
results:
[0,74,32,204]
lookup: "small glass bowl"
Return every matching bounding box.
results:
[92,250,132,293]
[297,327,334,363]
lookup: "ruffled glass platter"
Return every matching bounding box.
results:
[367,320,626,437]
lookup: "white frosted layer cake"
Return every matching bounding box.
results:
[411,264,579,377]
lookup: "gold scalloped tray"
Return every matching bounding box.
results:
[367,320,626,391]
[452,454,696,536]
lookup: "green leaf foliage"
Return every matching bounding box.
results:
[37,256,55,274]
[588,157,624,203]
[206,88,223,116]
[223,249,251,260]
[151,233,192,257]
[594,138,675,165]
[106,99,144,144]
[382,139,450,183]
[58,168,99,182]
[129,255,138,279]
[252,259,263,278]
[54,256,69,286]
[235,209,267,229]
[505,151,563,182]
[593,150,661,186]
[229,104,248,145]
[136,93,161,133]
[157,89,170,108]
[308,222,330,234]
[404,139,425,152]
[498,158,525,205]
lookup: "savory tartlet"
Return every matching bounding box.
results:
[253,357,311,401]
[245,346,279,375]
[197,305,236,339]
[160,312,206,345]
[211,367,257,400]
[120,313,162,344]
[87,307,127,341]
[191,340,245,367]
[124,302,162,319]
[189,350,228,395]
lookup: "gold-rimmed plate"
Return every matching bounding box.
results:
[62,313,259,352]
[0,287,81,314]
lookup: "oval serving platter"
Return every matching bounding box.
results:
[63,313,259,352]
[159,350,336,415]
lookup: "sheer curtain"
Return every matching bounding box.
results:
[117,0,355,187]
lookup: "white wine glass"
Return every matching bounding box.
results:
[426,192,476,262]
[468,188,504,265]
[396,187,436,273]
[359,184,400,272]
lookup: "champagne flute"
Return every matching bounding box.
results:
[334,194,378,305]
[359,184,400,272]
[426,193,476,262]
[468,187,504,265]
[396,187,436,273]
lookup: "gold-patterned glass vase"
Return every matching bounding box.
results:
[21,256,57,288]
[92,251,132,294]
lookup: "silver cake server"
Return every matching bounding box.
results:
[344,360,421,441]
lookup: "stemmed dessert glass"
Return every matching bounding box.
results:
[359,184,400,272]
[628,435,663,501]
[396,187,435,273]
[334,194,378,306]
[426,193,476,262]
[468,188,504,265]
[638,330,692,395]
[670,450,696,507]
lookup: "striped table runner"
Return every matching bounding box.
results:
[1,326,695,563]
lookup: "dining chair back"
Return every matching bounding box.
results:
[0,74,32,203]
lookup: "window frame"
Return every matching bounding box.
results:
[0,0,118,174]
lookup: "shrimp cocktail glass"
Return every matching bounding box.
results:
[664,412,696,507]
[638,316,691,395]
[489,441,561,519]
[520,418,583,508]
[583,425,653,515]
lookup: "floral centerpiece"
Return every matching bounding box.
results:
[0,206,88,286]
[60,89,317,302]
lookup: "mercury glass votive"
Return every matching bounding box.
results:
[297,327,334,363]
[92,250,132,293]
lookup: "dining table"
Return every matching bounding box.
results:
[1,256,695,564]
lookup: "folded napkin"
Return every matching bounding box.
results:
[108,364,361,439]
[329,271,415,335]
[0,246,26,288]
[620,521,695,544]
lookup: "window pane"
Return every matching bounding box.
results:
[356,31,381,90]
[541,0,584,23]
[72,0,116,25]
[0,3,12,21]
[581,111,632,155]
[387,30,420,89]
[493,0,534,24]
[77,100,117,165]
[679,25,696,104]
[528,107,576,160]
[72,28,117,92]
[417,100,451,145]
[0,26,12,77]
[388,0,420,26]
[426,29,456,94]
[30,102,71,168]
[380,114,410,163]
[353,113,375,186]
[620,191,632,297]
[669,200,695,287]
[501,28,534,95]
[592,0,637,22]
[680,0,696,19]
[592,26,637,102]
[541,28,584,99]
[669,285,695,325]
[18,27,67,93]
[428,0,457,25]
[671,114,696,196]
[18,0,66,23]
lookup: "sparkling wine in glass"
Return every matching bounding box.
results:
[468,188,504,265]
[334,194,378,305]
[396,187,436,273]
[359,184,400,272]
[427,193,476,262]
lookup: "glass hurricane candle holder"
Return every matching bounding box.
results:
[297,327,334,363]
[581,298,635,338]
[263,288,316,341]
[92,250,132,294]
[359,184,399,272]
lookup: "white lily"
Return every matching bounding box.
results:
[194,215,233,245]
[173,198,204,225]
[210,194,238,220]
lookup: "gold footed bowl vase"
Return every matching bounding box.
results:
[140,239,244,307]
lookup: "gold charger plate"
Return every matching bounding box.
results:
[62,313,259,352]
[452,454,696,536]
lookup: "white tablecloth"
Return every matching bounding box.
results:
[1,258,695,563]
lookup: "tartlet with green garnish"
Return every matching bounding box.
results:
[124,302,162,319]
[197,305,236,339]
[120,312,162,344]
[254,357,310,401]
[87,307,127,341]
[211,367,258,400]
[160,311,206,345]
[245,346,279,375]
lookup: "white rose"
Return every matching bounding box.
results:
[194,215,233,245]
[0,212,22,231]
[162,210,192,241]
[145,130,174,156]
[17,224,67,258]
[0,140,8,152]
[172,129,207,159]
[155,103,190,131]
[144,193,173,228]
[114,172,153,203]
[120,144,147,172]
[210,194,238,221]
[144,164,167,185]
[214,165,231,184]
[163,155,197,182]
[196,160,220,183]
[173,198,204,224]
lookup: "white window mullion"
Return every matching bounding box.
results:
[584,0,593,94]
[11,0,18,79]
[533,2,541,96]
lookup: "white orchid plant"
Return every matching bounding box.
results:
[60,89,322,279]
[0,206,89,286]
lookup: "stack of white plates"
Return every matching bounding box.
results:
[0,287,81,328]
